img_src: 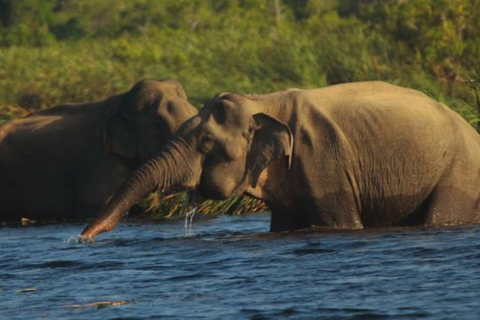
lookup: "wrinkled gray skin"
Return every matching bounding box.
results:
[82,81,480,240]
[0,79,197,223]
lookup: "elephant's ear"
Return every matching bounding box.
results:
[247,113,294,188]
[105,102,137,160]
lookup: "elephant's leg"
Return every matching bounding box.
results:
[306,190,364,230]
[424,177,480,227]
[270,206,311,232]
[269,191,363,232]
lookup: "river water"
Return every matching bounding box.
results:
[1,212,480,319]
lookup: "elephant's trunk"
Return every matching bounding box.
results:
[81,139,197,241]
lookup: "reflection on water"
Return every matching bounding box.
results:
[1,213,480,320]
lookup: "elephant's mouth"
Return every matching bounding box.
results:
[159,185,186,195]
[185,189,205,212]
[196,184,230,200]
[197,170,250,200]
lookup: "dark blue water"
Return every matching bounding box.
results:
[1,212,480,320]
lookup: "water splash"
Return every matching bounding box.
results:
[65,235,82,245]
[185,207,197,236]
[184,189,203,236]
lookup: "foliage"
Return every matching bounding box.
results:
[0,0,478,110]
[134,192,267,219]
[1,0,479,217]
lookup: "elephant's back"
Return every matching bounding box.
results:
[324,84,460,183]
[303,82,471,147]
[310,81,429,100]
[0,106,103,164]
[293,82,480,226]
[285,82,480,170]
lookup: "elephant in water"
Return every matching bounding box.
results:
[0,79,198,223]
[81,81,480,240]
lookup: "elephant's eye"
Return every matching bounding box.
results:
[201,135,214,151]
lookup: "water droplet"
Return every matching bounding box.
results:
[185,207,197,236]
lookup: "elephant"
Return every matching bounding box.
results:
[0,79,198,223]
[81,81,480,240]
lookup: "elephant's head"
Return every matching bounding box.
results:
[81,93,293,240]
[105,79,198,165]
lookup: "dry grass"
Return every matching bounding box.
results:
[0,105,30,124]
[135,192,268,219]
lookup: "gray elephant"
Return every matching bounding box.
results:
[0,79,197,223]
[81,81,480,240]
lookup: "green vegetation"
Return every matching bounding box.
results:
[134,192,267,218]
[1,0,479,217]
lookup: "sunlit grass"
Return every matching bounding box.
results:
[0,105,29,124]
[136,192,268,219]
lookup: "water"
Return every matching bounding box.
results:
[1,212,480,320]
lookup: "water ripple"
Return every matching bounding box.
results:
[1,213,480,320]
